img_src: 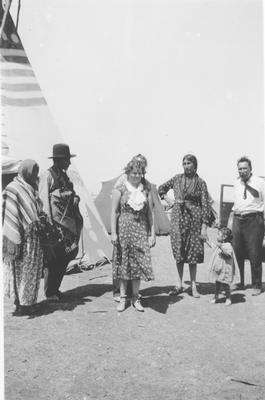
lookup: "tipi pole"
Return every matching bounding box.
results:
[0,0,12,40]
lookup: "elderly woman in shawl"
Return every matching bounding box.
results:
[158,154,213,298]
[2,159,44,315]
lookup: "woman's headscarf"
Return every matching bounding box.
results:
[18,159,39,189]
[2,159,41,260]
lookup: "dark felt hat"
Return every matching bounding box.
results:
[48,143,76,159]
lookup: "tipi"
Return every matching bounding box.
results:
[0,3,112,266]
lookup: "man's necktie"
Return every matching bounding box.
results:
[243,181,259,199]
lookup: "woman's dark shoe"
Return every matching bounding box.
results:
[169,286,183,296]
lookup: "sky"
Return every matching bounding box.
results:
[10,0,264,200]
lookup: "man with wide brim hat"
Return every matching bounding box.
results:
[39,143,83,301]
[48,143,76,159]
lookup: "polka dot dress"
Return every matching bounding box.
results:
[158,174,212,264]
[112,184,154,281]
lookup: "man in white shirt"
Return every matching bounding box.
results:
[232,156,264,295]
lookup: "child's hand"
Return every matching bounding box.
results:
[219,252,231,260]
[149,235,156,248]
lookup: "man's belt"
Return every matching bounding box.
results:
[234,212,263,219]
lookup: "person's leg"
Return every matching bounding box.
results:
[243,215,264,294]
[176,262,184,288]
[56,248,78,296]
[210,281,221,303]
[113,278,120,302]
[189,263,200,298]
[44,247,63,298]
[224,284,231,306]
[132,279,144,311]
[169,262,184,295]
[53,248,79,299]
[117,279,127,312]
[113,278,120,295]
[232,217,245,288]
[53,248,69,295]
[126,280,133,299]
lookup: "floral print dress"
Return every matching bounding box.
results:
[158,174,212,264]
[112,183,154,281]
[4,226,43,306]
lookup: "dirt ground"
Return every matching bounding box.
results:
[4,228,265,400]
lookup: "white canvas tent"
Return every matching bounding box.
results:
[0,3,112,266]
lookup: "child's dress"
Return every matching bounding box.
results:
[208,243,240,286]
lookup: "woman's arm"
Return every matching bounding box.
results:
[200,180,211,241]
[158,177,174,200]
[110,188,121,245]
[39,170,53,224]
[147,191,156,247]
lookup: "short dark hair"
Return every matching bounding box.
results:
[237,156,252,170]
[182,154,198,171]
[219,227,233,243]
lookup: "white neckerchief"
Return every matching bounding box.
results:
[126,181,146,211]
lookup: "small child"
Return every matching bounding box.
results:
[208,227,239,306]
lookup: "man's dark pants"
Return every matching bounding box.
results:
[44,246,78,297]
[232,213,264,289]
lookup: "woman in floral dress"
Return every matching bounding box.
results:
[158,154,213,298]
[2,159,44,315]
[111,158,156,312]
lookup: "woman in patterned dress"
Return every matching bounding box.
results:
[158,154,213,298]
[2,159,44,315]
[111,158,156,312]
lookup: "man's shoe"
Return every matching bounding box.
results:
[56,291,67,301]
[46,295,60,302]
[252,288,262,296]
[12,305,35,316]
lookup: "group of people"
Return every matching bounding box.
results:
[2,144,264,316]
[111,154,264,311]
[2,144,83,315]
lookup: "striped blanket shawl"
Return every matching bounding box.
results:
[2,176,41,260]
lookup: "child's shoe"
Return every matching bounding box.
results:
[210,296,218,304]
[225,298,232,306]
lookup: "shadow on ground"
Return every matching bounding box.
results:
[140,285,184,314]
[26,283,113,319]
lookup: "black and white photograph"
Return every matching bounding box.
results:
[1,0,264,399]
